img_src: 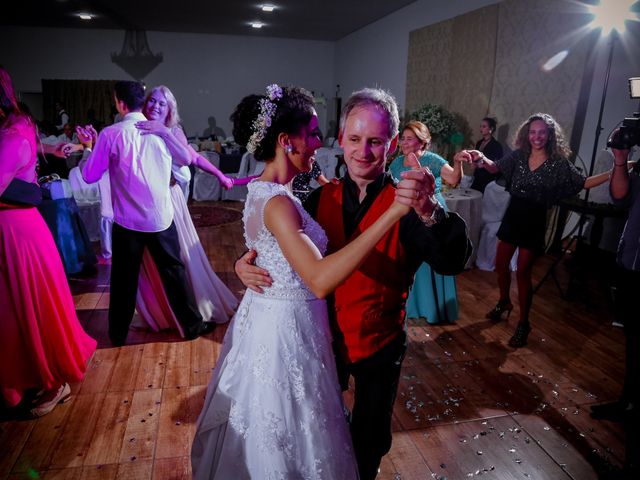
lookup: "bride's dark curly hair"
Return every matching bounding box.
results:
[231,86,315,161]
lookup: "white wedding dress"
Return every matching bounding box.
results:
[191,181,359,479]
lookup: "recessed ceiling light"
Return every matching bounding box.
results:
[77,13,93,20]
[261,5,276,12]
[250,22,264,29]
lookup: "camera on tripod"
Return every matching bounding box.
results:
[607,77,640,149]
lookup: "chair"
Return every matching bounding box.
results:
[67,166,101,241]
[222,152,253,201]
[314,147,341,180]
[476,180,518,271]
[192,151,222,201]
[247,153,265,177]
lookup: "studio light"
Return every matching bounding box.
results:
[586,0,637,35]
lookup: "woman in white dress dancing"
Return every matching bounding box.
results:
[191,85,412,479]
[134,86,238,332]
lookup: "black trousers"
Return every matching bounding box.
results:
[108,222,202,344]
[614,266,640,405]
[336,330,407,480]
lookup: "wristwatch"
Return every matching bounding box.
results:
[473,153,485,166]
[419,202,447,227]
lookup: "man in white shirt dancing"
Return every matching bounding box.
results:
[82,81,213,345]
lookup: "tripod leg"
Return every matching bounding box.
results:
[534,236,576,295]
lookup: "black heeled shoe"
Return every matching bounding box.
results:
[485,300,513,321]
[508,322,531,348]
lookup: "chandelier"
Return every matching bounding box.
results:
[111,30,163,80]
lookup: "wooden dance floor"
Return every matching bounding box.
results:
[0,200,626,479]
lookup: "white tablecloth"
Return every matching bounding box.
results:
[193,151,222,201]
[443,188,482,269]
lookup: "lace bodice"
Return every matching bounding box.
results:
[243,180,328,299]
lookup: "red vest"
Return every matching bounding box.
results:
[317,182,413,363]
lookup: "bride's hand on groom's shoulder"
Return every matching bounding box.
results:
[235,249,272,293]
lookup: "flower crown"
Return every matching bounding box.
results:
[246,84,283,154]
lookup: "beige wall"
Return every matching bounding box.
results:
[406,0,591,147]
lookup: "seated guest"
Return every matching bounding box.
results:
[57,123,78,144]
[54,101,69,134]
[470,117,503,193]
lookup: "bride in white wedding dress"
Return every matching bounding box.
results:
[191,85,410,479]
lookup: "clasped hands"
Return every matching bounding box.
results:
[394,152,439,219]
[59,124,98,157]
[454,149,484,167]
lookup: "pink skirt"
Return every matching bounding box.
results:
[0,206,96,407]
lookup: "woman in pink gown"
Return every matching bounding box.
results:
[0,67,96,416]
[134,86,238,334]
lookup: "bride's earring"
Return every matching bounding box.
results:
[285,145,293,154]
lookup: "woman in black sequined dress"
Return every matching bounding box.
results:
[457,113,610,347]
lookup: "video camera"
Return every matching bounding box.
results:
[607,78,640,150]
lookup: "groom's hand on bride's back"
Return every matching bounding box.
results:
[235,249,273,293]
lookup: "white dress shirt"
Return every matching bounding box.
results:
[82,111,186,232]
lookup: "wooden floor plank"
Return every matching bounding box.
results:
[189,338,216,387]
[84,391,134,466]
[134,343,168,391]
[382,430,434,479]
[118,390,162,464]
[48,393,106,469]
[410,416,576,479]
[78,348,118,395]
[0,420,34,477]
[155,387,193,460]
[516,413,620,477]
[12,400,73,473]
[107,347,144,393]
[152,456,191,480]
[163,342,192,389]
[0,200,628,478]
[115,458,153,480]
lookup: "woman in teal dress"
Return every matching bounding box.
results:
[389,121,463,323]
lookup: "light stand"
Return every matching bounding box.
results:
[581,33,616,214]
[535,33,618,297]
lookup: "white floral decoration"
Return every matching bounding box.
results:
[247,84,283,154]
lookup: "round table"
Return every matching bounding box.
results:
[443,188,482,269]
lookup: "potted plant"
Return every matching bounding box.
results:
[409,104,471,160]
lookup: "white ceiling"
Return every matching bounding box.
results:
[4,0,419,41]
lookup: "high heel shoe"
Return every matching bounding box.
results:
[485,300,513,321]
[508,322,531,348]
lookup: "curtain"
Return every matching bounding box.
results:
[42,79,117,132]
